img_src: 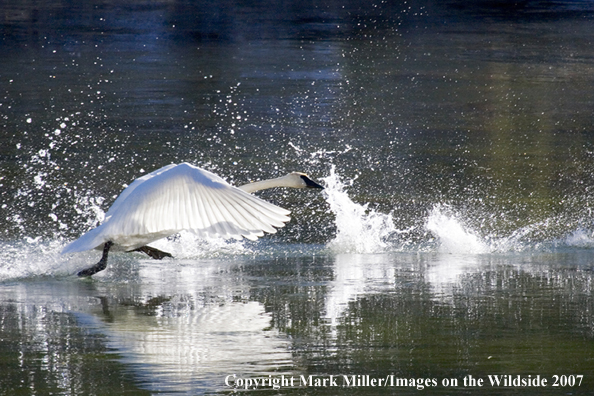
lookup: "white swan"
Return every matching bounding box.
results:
[62,163,324,276]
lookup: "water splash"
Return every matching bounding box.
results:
[322,166,400,253]
[319,167,592,255]
[148,231,249,260]
[0,239,80,281]
[565,228,594,248]
[424,204,594,254]
[426,205,488,254]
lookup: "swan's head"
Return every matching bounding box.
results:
[238,172,324,193]
[286,172,324,189]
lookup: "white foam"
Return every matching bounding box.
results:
[148,231,249,259]
[565,228,594,248]
[322,167,397,253]
[0,239,81,280]
[426,205,488,254]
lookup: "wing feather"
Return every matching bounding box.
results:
[192,183,208,231]
[231,193,281,232]
[231,190,289,229]
[207,186,244,239]
[222,195,271,238]
[201,182,232,238]
[221,192,273,236]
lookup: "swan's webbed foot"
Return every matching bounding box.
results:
[77,241,113,277]
[133,245,173,260]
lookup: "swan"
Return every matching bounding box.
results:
[62,162,324,276]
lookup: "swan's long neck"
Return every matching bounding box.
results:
[238,175,293,193]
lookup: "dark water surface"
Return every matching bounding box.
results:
[2,1,594,394]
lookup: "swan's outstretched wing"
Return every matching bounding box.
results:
[62,163,291,254]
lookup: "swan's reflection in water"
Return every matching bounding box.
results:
[79,259,295,393]
[102,301,292,393]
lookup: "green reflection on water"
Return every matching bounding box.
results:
[0,303,151,396]
[244,254,594,395]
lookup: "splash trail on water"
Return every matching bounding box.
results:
[320,168,594,255]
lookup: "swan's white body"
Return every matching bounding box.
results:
[62,163,303,255]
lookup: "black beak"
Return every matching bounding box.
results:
[301,175,324,190]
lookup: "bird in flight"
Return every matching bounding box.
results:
[62,163,324,277]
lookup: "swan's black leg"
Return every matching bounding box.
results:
[77,241,113,277]
[132,245,173,260]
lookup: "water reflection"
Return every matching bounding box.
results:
[1,251,593,394]
[102,301,292,394]
[95,261,293,394]
[0,281,152,395]
[0,259,295,394]
[325,254,396,334]
[315,252,594,394]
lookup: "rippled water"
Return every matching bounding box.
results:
[2,1,594,394]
